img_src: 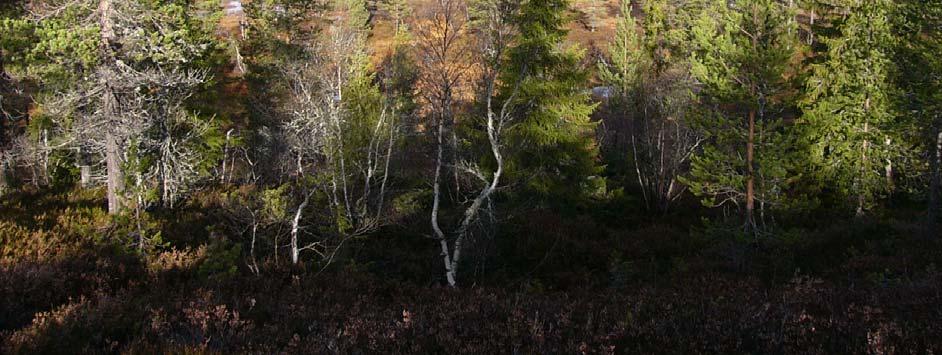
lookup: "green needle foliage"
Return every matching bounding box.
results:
[500,0,602,204]
[681,0,800,228]
[801,0,903,216]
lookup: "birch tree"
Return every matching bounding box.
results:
[427,0,520,287]
[280,0,398,265]
[599,0,703,213]
[417,0,473,238]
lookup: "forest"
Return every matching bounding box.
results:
[1,0,941,353]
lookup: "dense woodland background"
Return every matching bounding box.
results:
[1,0,942,353]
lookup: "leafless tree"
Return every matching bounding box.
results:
[598,5,703,214]
[0,49,12,193]
[628,67,703,213]
[428,0,522,287]
[220,185,291,274]
[416,0,474,201]
[280,0,397,265]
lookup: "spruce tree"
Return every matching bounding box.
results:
[599,0,643,97]
[892,0,942,233]
[801,0,901,216]
[500,0,601,203]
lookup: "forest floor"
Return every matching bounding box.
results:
[0,188,940,353]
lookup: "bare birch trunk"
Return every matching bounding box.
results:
[809,8,815,45]
[0,156,7,195]
[447,94,505,287]
[42,129,49,185]
[290,190,312,264]
[631,129,648,210]
[884,136,894,190]
[452,129,461,196]
[375,113,395,218]
[250,222,259,274]
[222,129,233,183]
[426,0,509,287]
[439,77,512,287]
[431,111,452,285]
[0,50,7,151]
[77,147,92,187]
[135,168,144,251]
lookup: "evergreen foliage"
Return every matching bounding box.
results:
[681,0,800,228]
[801,0,902,215]
[500,0,602,203]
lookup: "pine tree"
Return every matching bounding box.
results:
[681,0,799,230]
[501,0,601,203]
[801,0,901,216]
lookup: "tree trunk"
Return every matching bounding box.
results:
[105,132,124,214]
[745,109,756,230]
[222,129,233,183]
[1,50,12,193]
[100,0,124,214]
[809,8,815,45]
[448,106,504,287]
[857,99,871,217]
[431,111,453,286]
[290,190,312,264]
[134,167,144,251]
[452,129,461,196]
[78,147,92,188]
[0,49,7,149]
[0,158,7,195]
[884,136,894,191]
[42,129,49,185]
[375,115,395,218]
[250,221,259,274]
[929,130,942,237]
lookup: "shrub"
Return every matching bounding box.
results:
[197,239,242,281]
